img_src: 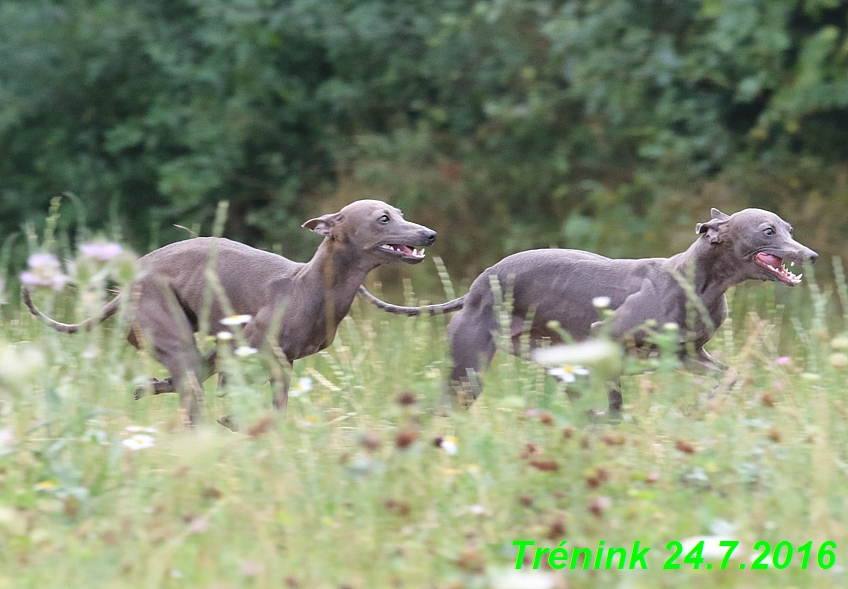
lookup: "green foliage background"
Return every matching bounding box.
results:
[3,0,848,280]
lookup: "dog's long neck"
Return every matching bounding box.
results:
[667,237,738,310]
[303,237,379,325]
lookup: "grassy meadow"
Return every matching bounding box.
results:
[2,236,848,589]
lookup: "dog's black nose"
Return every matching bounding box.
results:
[424,230,437,245]
[808,251,818,265]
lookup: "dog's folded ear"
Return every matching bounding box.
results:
[695,208,730,244]
[302,212,343,237]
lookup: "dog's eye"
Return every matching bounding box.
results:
[378,214,390,224]
[764,227,775,236]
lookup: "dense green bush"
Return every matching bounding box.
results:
[2,0,848,282]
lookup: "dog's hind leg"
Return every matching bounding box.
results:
[444,307,497,408]
[134,349,219,400]
[130,281,208,426]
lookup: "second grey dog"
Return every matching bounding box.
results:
[24,199,436,425]
[359,208,818,412]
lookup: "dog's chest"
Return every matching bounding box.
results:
[280,313,338,360]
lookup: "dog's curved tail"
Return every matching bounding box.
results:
[357,285,465,317]
[22,288,122,333]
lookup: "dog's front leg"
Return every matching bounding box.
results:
[271,361,292,413]
[684,347,737,392]
[605,376,623,414]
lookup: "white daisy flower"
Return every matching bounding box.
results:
[122,434,155,451]
[468,504,485,515]
[33,480,58,492]
[220,314,252,326]
[490,569,557,589]
[216,331,234,341]
[289,377,313,398]
[234,346,258,357]
[439,436,458,455]
[663,322,679,331]
[592,296,611,309]
[533,340,619,367]
[125,425,157,433]
[546,365,590,383]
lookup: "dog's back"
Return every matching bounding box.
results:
[459,249,671,340]
[138,237,302,332]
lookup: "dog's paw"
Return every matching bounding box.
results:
[587,408,624,425]
[135,378,176,400]
[133,383,150,401]
[217,415,239,432]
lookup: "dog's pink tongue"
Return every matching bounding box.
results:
[757,253,782,267]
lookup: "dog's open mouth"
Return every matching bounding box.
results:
[377,243,426,261]
[754,252,802,286]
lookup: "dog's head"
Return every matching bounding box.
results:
[302,199,437,265]
[696,208,818,286]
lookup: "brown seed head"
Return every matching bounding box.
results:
[519,442,538,459]
[395,427,419,449]
[675,439,697,454]
[395,391,418,406]
[601,432,625,446]
[585,466,610,489]
[588,496,612,517]
[384,498,412,517]
[545,517,567,540]
[530,458,559,472]
[201,486,223,501]
[455,546,486,573]
[360,431,382,452]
